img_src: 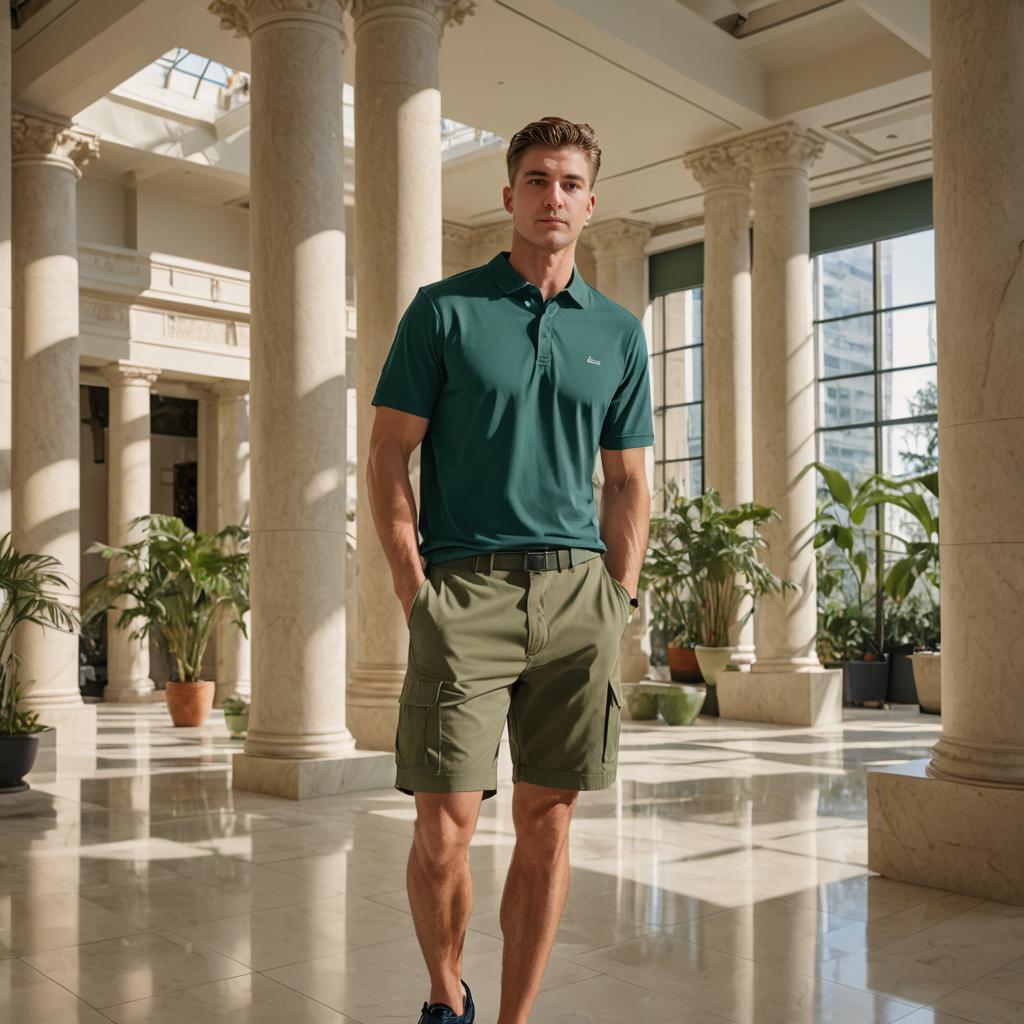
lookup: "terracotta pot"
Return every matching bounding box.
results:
[910,652,941,714]
[667,645,703,683]
[165,680,216,727]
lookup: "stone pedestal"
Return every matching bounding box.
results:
[717,667,841,726]
[868,0,1024,904]
[586,218,654,684]
[99,362,160,703]
[728,123,840,726]
[11,111,99,746]
[212,0,355,792]
[350,0,474,750]
[212,380,251,706]
[684,144,755,670]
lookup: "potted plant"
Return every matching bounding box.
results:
[878,470,941,706]
[222,696,250,738]
[0,533,77,792]
[643,481,795,716]
[83,515,249,727]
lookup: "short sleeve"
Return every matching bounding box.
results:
[600,324,655,450]
[371,288,445,419]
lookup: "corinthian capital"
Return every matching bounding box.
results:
[209,0,345,37]
[683,143,752,192]
[741,122,825,174]
[350,0,475,34]
[12,111,100,177]
[584,219,653,261]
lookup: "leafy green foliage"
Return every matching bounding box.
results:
[222,697,249,716]
[641,480,796,650]
[82,515,249,684]
[0,532,78,734]
[798,461,941,661]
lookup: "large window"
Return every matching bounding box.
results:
[813,228,938,604]
[650,288,704,506]
[815,230,937,482]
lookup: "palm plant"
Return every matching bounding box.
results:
[82,515,249,683]
[642,480,795,649]
[0,533,78,734]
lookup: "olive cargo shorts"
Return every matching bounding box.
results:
[395,548,633,800]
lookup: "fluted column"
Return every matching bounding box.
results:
[212,380,251,706]
[867,0,1024,904]
[99,361,160,703]
[210,1,355,775]
[715,122,841,727]
[350,0,475,749]
[11,111,99,744]
[586,219,654,684]
[684,143,755,669]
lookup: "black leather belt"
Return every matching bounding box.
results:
[431,547,602,573]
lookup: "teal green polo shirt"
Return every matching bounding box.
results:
[371,250,655,564]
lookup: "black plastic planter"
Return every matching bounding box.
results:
[0,733,41,794]
[886,645,919,704]
[842,657,890,706]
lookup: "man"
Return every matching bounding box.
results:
[367,116,654,1024]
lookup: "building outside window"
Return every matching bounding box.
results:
[813,227,939,614]
[649,286,704,510]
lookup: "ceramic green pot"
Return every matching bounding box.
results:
[657,685,706,726]
[224,710,249,738]
[623,683,659,721]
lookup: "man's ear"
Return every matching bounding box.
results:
[502,184,513,214]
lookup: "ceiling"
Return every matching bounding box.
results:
[11,0,933,250]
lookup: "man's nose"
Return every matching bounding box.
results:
[544,184,565,208]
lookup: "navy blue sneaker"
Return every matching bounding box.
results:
[418,980,474,1023]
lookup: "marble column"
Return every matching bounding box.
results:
[683,143,755,670]
[0,16,11,536]
[99,361,160,703]
[868,0,1024,904]
[585,219,654,684]
[441,221,475,278]
[212,380,251,706]
[350,0,475,750]
[716,122,841,727]
[10,111,99,745]
[211,0,388,798]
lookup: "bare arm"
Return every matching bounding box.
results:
[598,446,650,597]
[366,405,430,623]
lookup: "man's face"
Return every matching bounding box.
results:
[502,145,596,252]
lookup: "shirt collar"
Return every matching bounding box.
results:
[486,250,590,309]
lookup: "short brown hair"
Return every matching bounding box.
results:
[506,116,602,189]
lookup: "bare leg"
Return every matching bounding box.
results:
[407,791,483,1015]
[497,782,578,1024]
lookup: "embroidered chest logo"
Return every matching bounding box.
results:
[586,356,601,366]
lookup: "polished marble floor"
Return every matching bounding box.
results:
[2,703,1022,1023]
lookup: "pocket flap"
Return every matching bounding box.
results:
[398,675,444,707]
[609,679,622,707]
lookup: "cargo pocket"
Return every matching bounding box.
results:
[601,679,623,766]
[396,673,444,772]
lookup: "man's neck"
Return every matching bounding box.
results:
[506,235,576,301]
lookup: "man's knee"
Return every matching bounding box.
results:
[411,791,481,869]
[511,783,578,858]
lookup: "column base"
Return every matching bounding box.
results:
[716,667,842,726]
[232,749,396,800]
[869,760,1024,905]
[31,703,97,747]
[104,682,161,704]
[346,699,399,752]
